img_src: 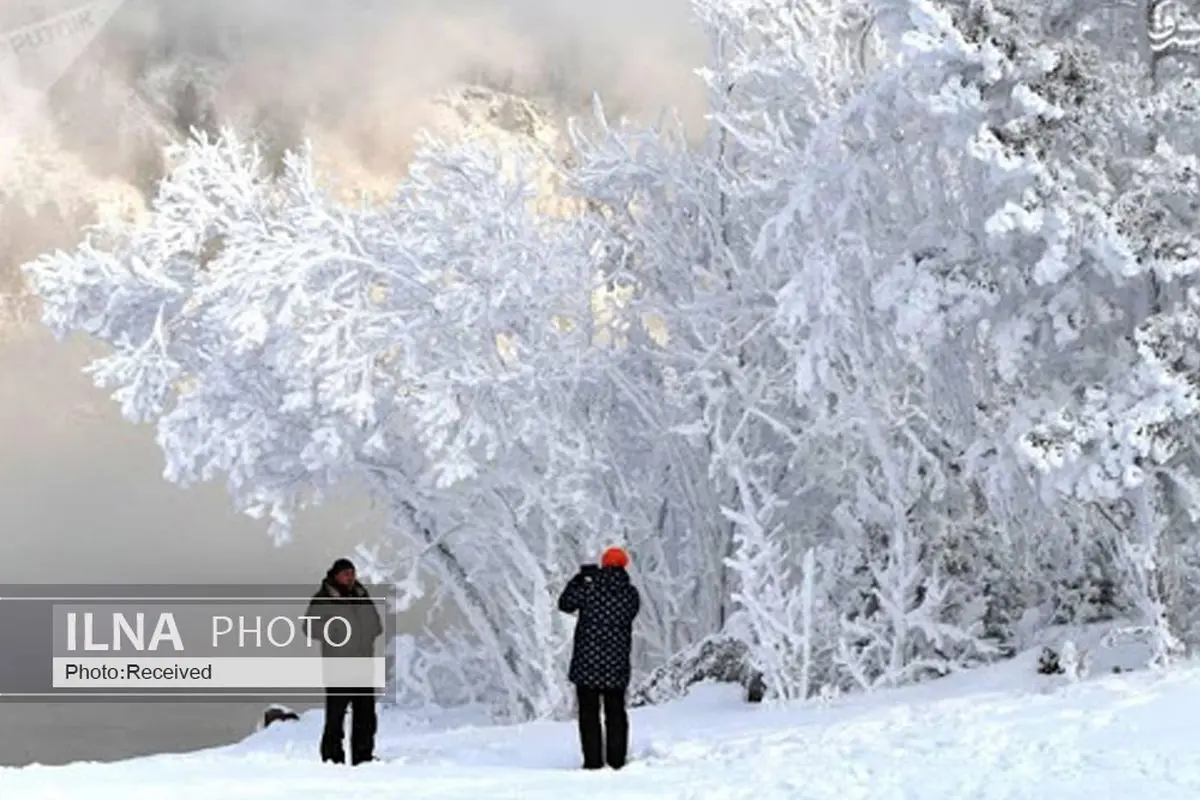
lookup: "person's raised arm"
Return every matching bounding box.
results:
[557,565,596,613]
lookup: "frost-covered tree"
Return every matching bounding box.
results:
[930,0,1200,660]
[571,0,1200,697]
[814,0,1200,667]
[567,0,890,700]
[24,127,623,718]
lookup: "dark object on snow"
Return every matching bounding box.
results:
[576,685,629,769]
[631,634,765,707]
[558,559,641,769]
[263,706,300,728]
[744,670,766,703]
[557,563,641,690]
[1037,647,1063,675]
[305,560,384,765]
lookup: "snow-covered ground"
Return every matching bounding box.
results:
[6,636,1200,799]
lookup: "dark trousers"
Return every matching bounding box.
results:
[320,687,377,765]
[576,685,629,769]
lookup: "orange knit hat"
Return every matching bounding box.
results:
[601,547,629,568]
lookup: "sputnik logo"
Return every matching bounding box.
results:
[0,0,126,169]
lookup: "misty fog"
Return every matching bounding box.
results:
[0,327,385,585]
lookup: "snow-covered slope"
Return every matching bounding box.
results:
[7,641,1200,799]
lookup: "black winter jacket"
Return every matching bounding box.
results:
[558,565,640,690]
[304,573,383,660]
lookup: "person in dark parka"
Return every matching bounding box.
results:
[557,546,641,770]
[305,558,384,765]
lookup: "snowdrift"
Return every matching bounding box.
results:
[5,633,1200,799]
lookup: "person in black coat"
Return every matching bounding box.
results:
[305,558,384,765]
[557,546,641,770]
